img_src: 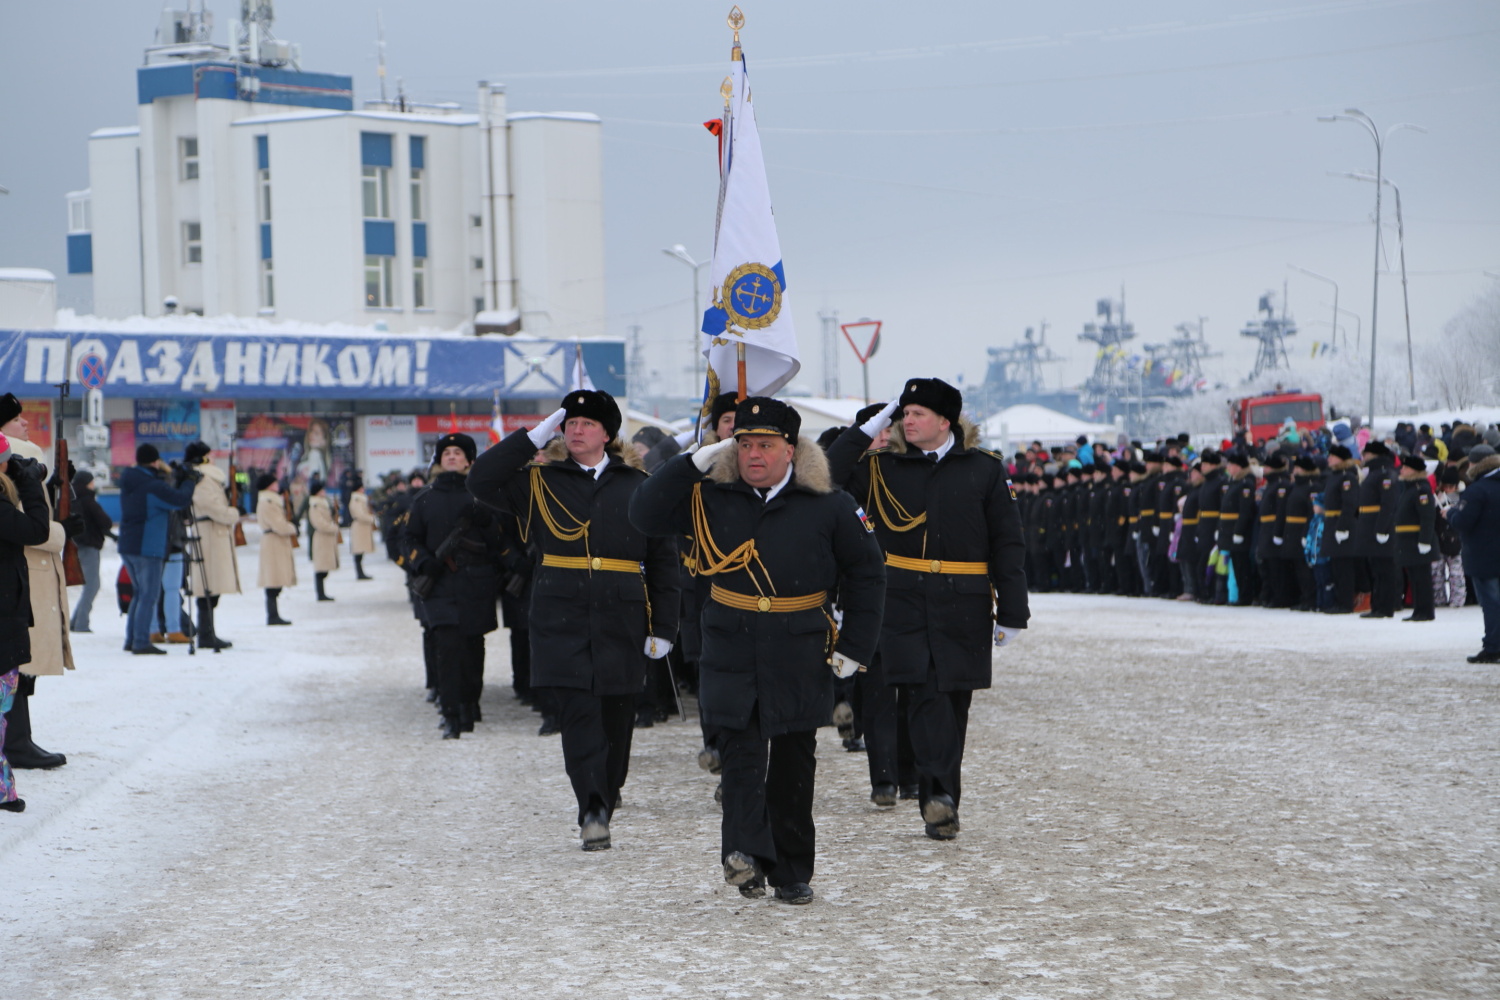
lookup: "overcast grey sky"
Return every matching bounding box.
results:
[2,0,1497,403]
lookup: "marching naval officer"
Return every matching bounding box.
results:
[630,397,885,903]
[825,377,1029,841]
[470,390,679,852]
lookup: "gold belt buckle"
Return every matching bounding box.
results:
[590,556,602,570]
[929,559,942,573]
[756,596,771,612]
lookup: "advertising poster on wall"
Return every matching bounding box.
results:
[17,399,52,450]
[235,413,356,509]
[415,414,536,467]
[199,400,237,458]
[133,399,200,463]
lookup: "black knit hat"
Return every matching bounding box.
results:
[0,392,20,426]
[1225,452,1251,469]
[732,396,801,445]
[709,392,739,430]
[434,432,478,464]
[136,443,160,465]
[898,378,962,429]
[562,389,622,442]
[1294,456,1318,472]
[184,440,212,465]
[1329,444,1353,461]
[1438,466,1461,486]
[632,425,667,449]
[254,473,278,492]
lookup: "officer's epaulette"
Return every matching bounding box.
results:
[973,447,1006,462]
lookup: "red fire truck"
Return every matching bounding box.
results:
[1230,390,1325,446]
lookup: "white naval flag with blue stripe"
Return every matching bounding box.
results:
[700,51,800,399]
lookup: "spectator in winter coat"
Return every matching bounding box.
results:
[69,469,114,633]
[118,444,197,655]
[0,431,53,812]
[1450,444,1500,663]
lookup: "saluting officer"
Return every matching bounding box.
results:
[1394,453,1439,622]
[631,397,884,903]
[826,378,1028,842]
[1317,445,1360,613]
[1356,441,1401,618]
[470,391,679,852]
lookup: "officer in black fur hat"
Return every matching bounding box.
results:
[470,390,679,852]
[824,378,1029,842]
[1356,440,1401,617]
[1318,444,1361,613]
[631,396,885,903]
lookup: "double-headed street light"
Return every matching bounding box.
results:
[1317,109,1425,421]
[1288,264,1339,352]
[662,244,710,396]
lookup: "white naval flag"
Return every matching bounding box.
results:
[699,50,799,400]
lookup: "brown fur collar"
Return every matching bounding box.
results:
[886,417,982,455]
[1466,453,1500,483]
[541,437,644,471]
[706,437,833,495]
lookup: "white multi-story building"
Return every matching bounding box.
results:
[68,7,604,338]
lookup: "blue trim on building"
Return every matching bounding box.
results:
[412,222,427,260]
[67,233,93,274]
[260,224,272,261]
[360,132,392,168]
[256,134,269,170]
[137,62,353,111]
[363,220,396,257]
[410,135,425,170]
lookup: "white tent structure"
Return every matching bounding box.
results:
[981,404,1116,450]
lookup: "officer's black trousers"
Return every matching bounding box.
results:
[719,704,816,887]
[861,654,915,791]
[547,687,635,825]
[1098,547,1117,594]
[1369,556,1400,616]
[433,627,485,717]
[1330,556,1358,611]
[508,626,531,697]
[902,661,974,812]
[1407,565,1434,618]
[421,627,436,690]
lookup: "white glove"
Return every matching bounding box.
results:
[644,637,673,659]
[1130,531,1139,540]
[1273,536,1284,546]
[1233,534,1245,545]
[829,652,862,679]
[1335,530,1350,544]
[1417,542,1431,555]
[673,428,696,448]
[994,624,1021,648]
[1376,533,1389,545]
[527,407,568,449]
[1152,526,1160,536]
[831,606,845,629]
[859,397,902,438]
[692,437,736,472]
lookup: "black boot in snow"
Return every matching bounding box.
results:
[354,554,372,580]
[266,588,293,626]
[315,572,335,601]
[197,597,232,650]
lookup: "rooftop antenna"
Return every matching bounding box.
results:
[376,9,388,105]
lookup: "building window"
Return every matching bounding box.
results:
[410,167,425,222]
[183,221,202,264]
[260,259,275,309]
[181,137,199,180]
[472,256,484,271]
[474,297,485,316]
[413,257,428,308]
[364,255,395,307]
[258,168,271,222]
[470,214,483,229]
[68,196,91,233]
[362,166,391,219]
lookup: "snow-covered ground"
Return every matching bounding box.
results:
[5,535,1496,999]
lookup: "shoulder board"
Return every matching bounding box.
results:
[973,447,1005,461]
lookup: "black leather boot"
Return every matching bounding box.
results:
[354,554,372,580]
[4,689,66,769]
[315,572,334,601]
[266,588,292,626]
[196,597,232,650]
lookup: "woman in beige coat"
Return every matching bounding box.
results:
[182,442,241,650]
[255,474,297,626]
[348,479,376,580]
[307,481,340,601]
[4,432,72,770]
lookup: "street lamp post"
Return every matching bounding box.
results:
[1288,264,1339,352]
[1317,109,1424,422]
[662,244,710,397]
[1334,306,1362,355]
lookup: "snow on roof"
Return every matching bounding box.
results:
[507,112,602,123]
[89,127,140,139]
[230,110,344,126]
[982,403,1115,444]
[50,308,622,343]
[0,269,57,283]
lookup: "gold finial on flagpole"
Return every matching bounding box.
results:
[720,76,733,106]
[728,6,744,59]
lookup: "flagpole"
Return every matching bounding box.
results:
[728,7,748,402]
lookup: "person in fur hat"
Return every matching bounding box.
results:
[630,396,885,904]
[470,390,680,853]
[823,377,1029,843]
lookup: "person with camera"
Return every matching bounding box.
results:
[0,430,56,811]
[118,443,199,655]
[404,433,505,739]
